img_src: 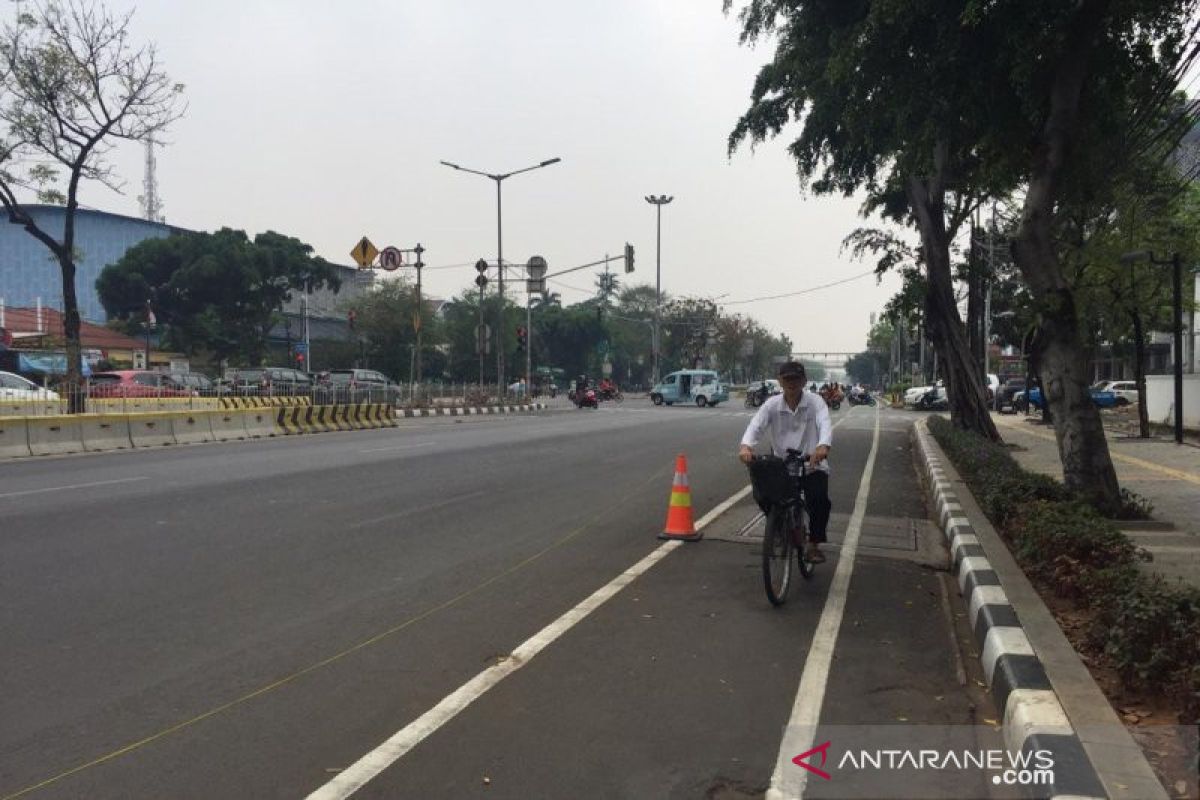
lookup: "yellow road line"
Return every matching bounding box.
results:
[993,416,1200,486]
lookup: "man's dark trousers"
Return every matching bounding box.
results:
[799,471,832,544]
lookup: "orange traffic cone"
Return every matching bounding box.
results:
[660,453,701,541]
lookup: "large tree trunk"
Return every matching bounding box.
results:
[908,177,1000,441]
[59,257,85,414]
[1010,0,1120,512]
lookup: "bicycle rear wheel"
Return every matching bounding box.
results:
[762,508,793,606]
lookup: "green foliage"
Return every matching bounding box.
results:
[97,229,340,364]
[929,415,1198,722]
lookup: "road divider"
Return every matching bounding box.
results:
[126,413,178,448]
[78,413,134,452]
[25,414,86,456]
[171,411,216,445]
[0,415,31,458]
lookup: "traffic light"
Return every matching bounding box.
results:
[623,242,635,273]
[516,325,527,351]
[295,351,305,367]
[596,305,603,322]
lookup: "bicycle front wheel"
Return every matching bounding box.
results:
[762,508,793,606]
[796,505,814,579]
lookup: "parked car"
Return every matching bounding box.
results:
[650,369,729,407]
[320,369,402,404]
[1091,380,1137,406]
[161,372,216,396]
[1024,386,1119,410]
[905,380,941,407]
[0,370,60,401]
[996,378,1027,413]
[87,371,195,398]
[225,367,314,396]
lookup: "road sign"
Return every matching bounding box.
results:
[475,274,488,288]
[475,323,491,355]
[351,237,379,268]
[475,259,489,273]
[380,246,404,271]
[294,342,308,354]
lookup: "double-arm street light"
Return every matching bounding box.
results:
[441,157,561,392]
[645,194,673,384]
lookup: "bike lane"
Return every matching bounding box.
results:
[316,406,997,799]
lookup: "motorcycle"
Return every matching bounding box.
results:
[820,387,844,410]
[575,387,599,409]
[597,386,623,402]
[744,386,770,408]
[847,391,876,406]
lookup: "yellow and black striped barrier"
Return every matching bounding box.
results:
[220,396,313,410]
[274,404,396,435]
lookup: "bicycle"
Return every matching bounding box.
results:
[746,449,815,605]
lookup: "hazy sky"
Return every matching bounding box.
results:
[48,0,905,354]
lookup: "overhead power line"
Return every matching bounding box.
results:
[721,270,877,305]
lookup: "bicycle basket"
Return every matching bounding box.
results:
[748,457,798,510]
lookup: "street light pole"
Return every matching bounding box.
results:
[441,157,561,394]
[645,194,673,384]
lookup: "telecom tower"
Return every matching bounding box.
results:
[139,137,164,223]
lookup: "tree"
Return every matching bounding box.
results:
[727,0,1196,511]
[97,229,341,364]
[0,0,184,409]
[659,297,721,370]
[348,279,445,383]
[727,0,1001,441]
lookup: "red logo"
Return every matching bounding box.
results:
[793,741,833,780]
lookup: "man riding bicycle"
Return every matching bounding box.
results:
[738,360,833,562]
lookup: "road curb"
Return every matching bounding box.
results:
[398,403,546,418]
[912,418,1168,800]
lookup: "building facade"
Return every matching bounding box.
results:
[0,205,179,322]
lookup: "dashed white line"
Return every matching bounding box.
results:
[0,476,149,500]
[306,482,751,799]
[359,441,438,453]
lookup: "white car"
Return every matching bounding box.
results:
[1092,380,1137,405]
[905,380,941,406]
[0,370,60,401]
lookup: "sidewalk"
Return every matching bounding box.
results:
[991,412,1200,588]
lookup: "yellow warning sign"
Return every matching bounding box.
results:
[350,236,379,268]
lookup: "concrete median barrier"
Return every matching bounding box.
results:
[0,401,60,417]
[171,412,215,445]
[0,416,31,459]
[209,409,249,441]
[242,409,276,439]
[77,413,133,452]
[127,413,177,448]
[26,415,86,456]
[276,406,303,435]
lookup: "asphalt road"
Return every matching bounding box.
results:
[1,401,1000,799]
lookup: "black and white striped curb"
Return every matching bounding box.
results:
[396,403,546,419]
[913,420,1108,800]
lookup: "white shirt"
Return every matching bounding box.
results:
[740,390,833,473]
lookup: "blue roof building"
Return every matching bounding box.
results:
[0,205,180,322]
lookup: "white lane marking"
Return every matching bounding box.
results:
[766,404,882,800]
[359,441,437,453]
[346,490,486,530]
[307,476,750,800]
[0,476,149,500]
